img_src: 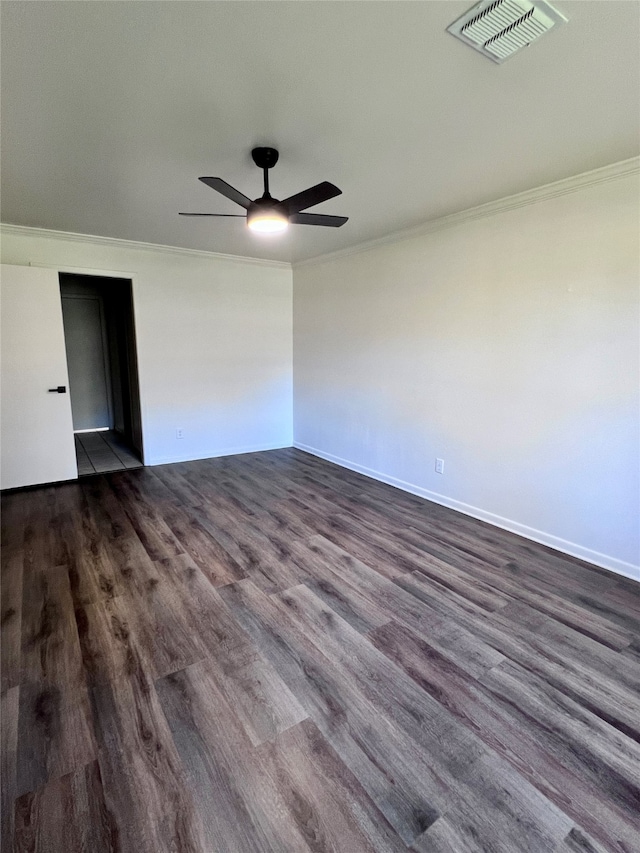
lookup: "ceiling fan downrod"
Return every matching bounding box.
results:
[252,147,280,199]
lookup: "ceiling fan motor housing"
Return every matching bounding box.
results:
[248,196,286,214]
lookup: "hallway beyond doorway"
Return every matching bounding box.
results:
[74,429,142,475]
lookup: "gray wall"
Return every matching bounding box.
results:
[60,279,112,431]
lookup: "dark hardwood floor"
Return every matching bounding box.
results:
[1,448,639,852]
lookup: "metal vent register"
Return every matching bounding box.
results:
[447,0,567,63]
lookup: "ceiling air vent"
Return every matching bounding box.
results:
[447,0,568,63]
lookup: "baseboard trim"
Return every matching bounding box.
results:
[293,442,639,583]
[146,441,293,467]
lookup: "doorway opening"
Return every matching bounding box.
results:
[59,273,143,475]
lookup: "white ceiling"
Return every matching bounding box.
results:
[1,1,638,264]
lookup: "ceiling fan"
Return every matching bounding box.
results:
[180,147,348,234]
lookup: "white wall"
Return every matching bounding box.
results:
[293,170,640,579]
[1,230,293,466]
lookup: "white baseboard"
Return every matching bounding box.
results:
[145,441,293,467]
[294,442,640,584]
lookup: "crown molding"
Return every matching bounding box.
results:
[0,223,291,270]
[295,156,640,269]
[2,157,637,271]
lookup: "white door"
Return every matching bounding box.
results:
[1,264,78,489]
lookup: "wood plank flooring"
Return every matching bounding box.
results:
[1,447,639,852]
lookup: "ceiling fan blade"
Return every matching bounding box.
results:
[179,212,245,217]
[198,177,252,209]
[282,181,342,214]
[289,212,348,227]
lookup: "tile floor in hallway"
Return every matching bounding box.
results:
[74,429,142,475]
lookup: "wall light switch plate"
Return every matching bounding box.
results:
[435,458,445,474]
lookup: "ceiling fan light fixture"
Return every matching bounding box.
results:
[247,207,289,234]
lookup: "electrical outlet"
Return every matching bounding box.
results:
[176,428,184,439]
[435,458,445,474]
